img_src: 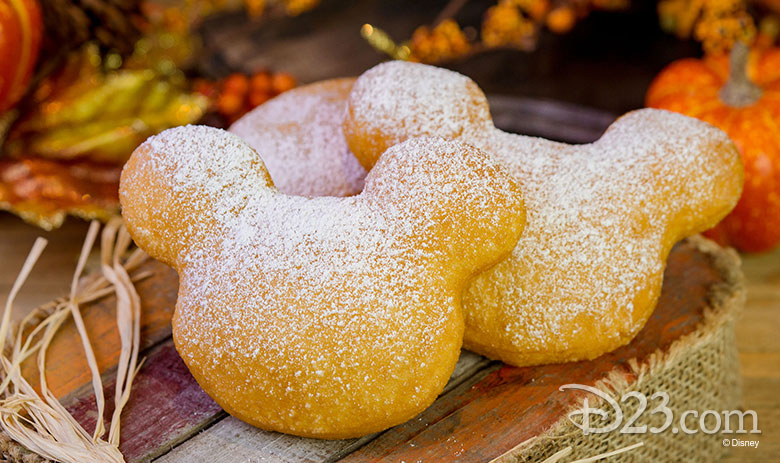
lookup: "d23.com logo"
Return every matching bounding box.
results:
[560,384,761,437]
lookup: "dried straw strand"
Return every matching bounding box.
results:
[101,218,143,446]
[0,239,47,356]
[539,447,573,463]
[65,221,106,442]
[567,442,644,463]
[0,219,147,463]
[539,442,644,463]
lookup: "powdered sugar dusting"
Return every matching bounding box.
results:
[345,61,742,365]
[230,78,366,197]
[119,127,525,437]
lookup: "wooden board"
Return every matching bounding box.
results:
[724,250,780,462]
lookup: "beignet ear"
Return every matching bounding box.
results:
[344,61,492,170]
[119,125,274,267]
[364,137,525,277]
[596,109,744,244]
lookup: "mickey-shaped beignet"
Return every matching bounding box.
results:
[344,61,743,367]
[230,78,366,196]
[119,126,525,438]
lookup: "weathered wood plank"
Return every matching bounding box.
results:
[723,248,780,462]
[152,350,489,463]
[158,418,352,463]
[66,340,224,463]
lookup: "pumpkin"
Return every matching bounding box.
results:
[0,0,43,113]
[646,43,780,253]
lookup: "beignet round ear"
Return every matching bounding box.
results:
[598,109,743,244]
[119,125,275,268]
[363,137,525,277]
[344,61,493,170]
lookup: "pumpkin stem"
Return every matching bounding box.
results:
[719,41,763,107]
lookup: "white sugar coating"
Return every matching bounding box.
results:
[118,126,525,437]
[344,61,743,365]
[229,78,366,197]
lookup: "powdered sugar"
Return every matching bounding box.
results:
[345,61,742,365]
[119,127,524,437]
[230,78,366,197]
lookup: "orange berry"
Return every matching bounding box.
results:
[250,71,273,93]
[272,72,296,93]
[217,92,244,116]
[546,7,576,34]
[527,0,550,21]
[482,3,533,48]
[222,73,250,96]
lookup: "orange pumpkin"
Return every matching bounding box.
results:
[0,0,43,113]
[646,43,780,253]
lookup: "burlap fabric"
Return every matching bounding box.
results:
[498,235,746,462]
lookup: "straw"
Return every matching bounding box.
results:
[0,220,147,462]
